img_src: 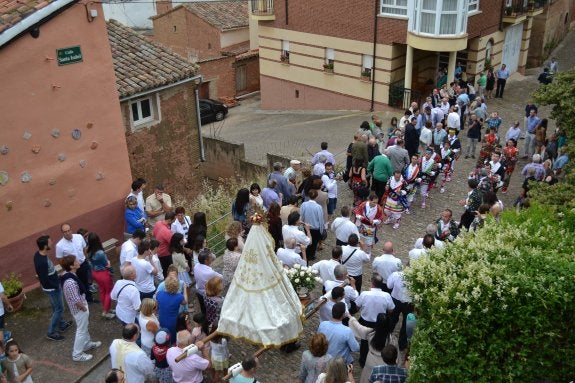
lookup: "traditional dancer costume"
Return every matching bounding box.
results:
[501,143,518,193]
[354,200,384,256]
[419,149,439,209]
[383,174,408,229]
[478,131,498,168]
[403,160,420,214]
[438,143,456,193]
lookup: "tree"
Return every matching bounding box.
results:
[530,69,575,207]
[405,206,575,383]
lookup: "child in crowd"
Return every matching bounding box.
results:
[1,340,33,383]
[150,239,164,286]
[190,313,211,361]
[210,336,230,382]
[151,329,173,383]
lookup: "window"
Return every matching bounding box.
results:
[325,48,334,65]
[362,54,373,78]
[129,95,160,129]
[485,39,493,62]
[380,0,408,16]
[281,40,290,61]
[408,0,467,36]
[468,0,479,12]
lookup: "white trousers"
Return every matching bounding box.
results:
[72,308,91,358]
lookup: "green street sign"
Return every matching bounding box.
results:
[57,46,83,66]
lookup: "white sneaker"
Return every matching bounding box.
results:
[73,353,93,362]
[440,187,445,193]
[84,341,102,351]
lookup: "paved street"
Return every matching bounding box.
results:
[7,31,573,383]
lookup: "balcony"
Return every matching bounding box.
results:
[250,0,275,20]
[502,0,545,24]
[406,0,469,52]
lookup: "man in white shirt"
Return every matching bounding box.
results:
[321,162,339,222]
[110,323,155,383]
[56,223,94,303]
[312,246,342,286]
[354,274,395,367]
[447,105,461,133]
[372,241,402,293]
[319,286,346,322]
[111,265,141,325]
[324,265,358,312]
[131,239,158,300]
[194,249,223,315]
[340,234,370,293]
[127,178,146,212]
[282,211,312,254]
[409,234,435,263]
[119,229,146,272]
[276,238,306,268]
[387,269,413,351]
[330,206,359,246]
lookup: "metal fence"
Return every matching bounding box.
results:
[250,0,274,15]
[207,212,231,256]
[389,81,423,110]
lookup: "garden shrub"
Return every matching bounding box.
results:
[405,204,575,383]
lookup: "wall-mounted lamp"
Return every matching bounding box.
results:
[85,3,98,22]
[30,26,40,38]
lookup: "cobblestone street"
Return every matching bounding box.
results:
[8,30,574,383]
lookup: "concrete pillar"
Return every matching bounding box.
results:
[447,51,457,84]
[404,45,414,108]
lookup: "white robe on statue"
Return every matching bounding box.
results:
[217,223,303,346]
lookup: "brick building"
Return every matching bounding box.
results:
[527,0,575,67]
[251,0,542,110]
[107,20,204,202]
[0,0,133,285]
[152,0,260,100]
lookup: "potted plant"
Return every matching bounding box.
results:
[323,62,334,73]
[280,52,289,63]
[2,273,25,311]
[361,68,372,81]
[286,264,322,299]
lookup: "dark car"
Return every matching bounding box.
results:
[199,98,228,124]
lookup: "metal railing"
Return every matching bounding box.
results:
[206,212,231,257]
[250,0,274,16]
[389,81,423,110]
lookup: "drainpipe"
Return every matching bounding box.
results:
[370,0,378,112]
[194,77,205,162]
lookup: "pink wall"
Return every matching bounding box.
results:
[0,1,132,285]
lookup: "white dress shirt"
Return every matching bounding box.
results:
[387,271,412,303]
[276,248,306,268]
[111,280,141,324]
[319,296,348,322]
[331,218,359,243]
[110,339,154,383]
[324,280,358,308]
[340,245,370,277]
[311,259,340,282]
[354,288,395,322]
[321,174,338,199]
[120,239,138,270]
[55,234,86,263]
[193,263,222,296]
[408,248,428,262]
[282,224,311,253]
[372,253,402,282]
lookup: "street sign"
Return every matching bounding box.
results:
[57,46,83,66]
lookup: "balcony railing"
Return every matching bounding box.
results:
[502,0,545,23]
[250,0,275,20]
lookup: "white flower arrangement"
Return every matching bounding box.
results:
[286,265,322,291]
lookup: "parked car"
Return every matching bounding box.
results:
[199,99,228,124]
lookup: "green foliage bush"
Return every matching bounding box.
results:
[405,205,575,383]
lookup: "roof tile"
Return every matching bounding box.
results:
[107,20,199,98]
[0,0,56,35]
[184,0,248,31]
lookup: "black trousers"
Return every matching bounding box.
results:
[306,229,322,260]
[159,254,173,278]
[390,298,414,351]
[77,260,93,302]
[350,274,363,294]
[496,78,507,98]
[359,317,377,367]
[372,178,387,203]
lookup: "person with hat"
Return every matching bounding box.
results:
[151,328,173,383]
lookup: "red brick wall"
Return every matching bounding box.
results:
[199,56,236,99]
[123,82,203,203]
[152,7,221,61]
[528,0,574,67]
[260,75,393,111]
[155,0,172,16]
[467,3,501,38]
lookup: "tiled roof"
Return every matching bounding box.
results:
[107,20,199,98]
[0,0,58,33]
[185,0,248,31]
[236,48,259,61]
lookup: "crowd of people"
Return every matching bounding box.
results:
[0,62,570,383]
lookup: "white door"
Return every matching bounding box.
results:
[501,23,523,74]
